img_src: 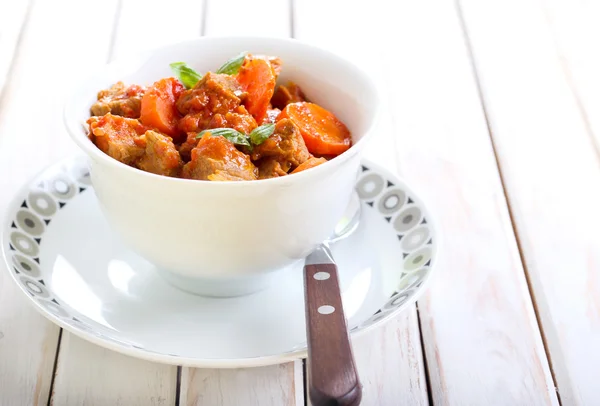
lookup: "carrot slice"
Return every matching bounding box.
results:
[236,58,276,123]
[140,77,184,142]
[278,102,351,156]
[291,156,328,174]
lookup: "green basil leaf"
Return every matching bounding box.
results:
[169,62,202,89]
[215,52,248,75]
[249,123,276,145]
[196,128,251,147]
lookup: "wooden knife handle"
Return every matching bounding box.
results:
[304,261,362,406]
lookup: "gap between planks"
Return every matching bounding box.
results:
[46,329,63,406]
[415,302,434,406]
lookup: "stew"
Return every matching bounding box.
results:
[87,52,352,181]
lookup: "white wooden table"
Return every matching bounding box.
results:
[1,0,598,404]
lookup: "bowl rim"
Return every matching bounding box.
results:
[63,35,381,187]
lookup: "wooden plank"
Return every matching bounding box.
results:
[0,1,30,97]
[351,309,428,405]
[540,0,600,148]
[459,0,600,404]
[180,363,303,406]
[293,1,429,404]
[51,333,177,406]
[48,0,205,402]
[0,295,58,406]
[179,2,304,405]
[0,0,118,404]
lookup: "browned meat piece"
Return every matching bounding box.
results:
[179,106,257,161]
[208,111,257,134]
[178,107,257,161]
[137,130,183,177]
[90,82,145,118]
[176,72,245,116]
[257,158,290,179]
[271,82,307,110]
[265,108,281,124]
[251,118,310,169]
[178,132,200,162]
[177,112,212,134]
[176,72,247,135]
[182,134,257,181]
[87,114,147,165]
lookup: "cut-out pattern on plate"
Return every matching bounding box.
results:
[354,166,435,329]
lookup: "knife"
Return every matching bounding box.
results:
[304,243,362,406]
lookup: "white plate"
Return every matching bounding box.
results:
[2,156,438,368]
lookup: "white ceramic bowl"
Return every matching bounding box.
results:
[64,36,379,297]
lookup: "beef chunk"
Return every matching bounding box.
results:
[182,135,257,181]
[251,118,310,169]
[271,82,307,110]
[176,72,246,135]
[265,108,281,124]
[177,112,212,134]
[137,130,183,177]
[207,110,257,134]
[178,132,200,162]
[176,72,244,116]
[177,107,257,161]
[87,114,146,165]
[257,158,290,179]
[90,82,145,118]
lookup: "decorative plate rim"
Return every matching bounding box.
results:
[1,155,440,368]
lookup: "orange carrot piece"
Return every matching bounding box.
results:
[278,102,351,156]
[291,156,328,174]
[140,77,184,142]
[236,58,276,123]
